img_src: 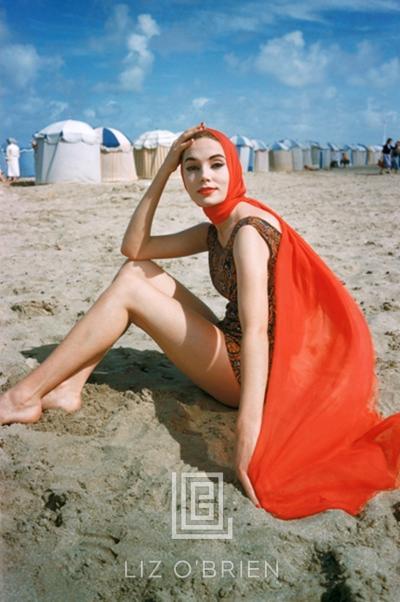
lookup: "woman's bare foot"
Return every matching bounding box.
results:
[0,387,42,425]
[41,381,82,413]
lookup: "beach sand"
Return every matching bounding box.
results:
[1,168,399,601]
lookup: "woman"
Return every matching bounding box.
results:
[382,137,393,173]
[1,124,399,519]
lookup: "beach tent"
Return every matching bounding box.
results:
[133,130,178,179]
[327,143,341,166]
[355,144,368,166]
[95,127,137,182]
[278,139,304,171]
[251,139,270,172]
[367,145,382,165]
[297,140,312,168]
[309,141,321,167]
[342,144,358,167]
[230,135,254,172]
[20,148,35,177]
[269,141,293,172]
[319,142,331,169]
[34,120,101,184]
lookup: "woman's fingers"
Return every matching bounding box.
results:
[237,469,260,507]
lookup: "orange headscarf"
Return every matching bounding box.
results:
[190,127,400,519]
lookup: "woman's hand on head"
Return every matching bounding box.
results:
[162,123,205,174]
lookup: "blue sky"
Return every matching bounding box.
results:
[1,0,399,147]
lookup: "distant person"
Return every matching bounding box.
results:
[381,138,393,174]
[6,138,20,183]
[391,140,400,172]
[340,152,350,167]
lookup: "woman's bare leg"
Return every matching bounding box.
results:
[42,260,219,412]
[0,260,239,424]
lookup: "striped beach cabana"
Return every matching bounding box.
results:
[95,127,137,182]
[278,139,304,171]
[327,143,341,166]
[367,145,382,166]
[269,141,293,172]
[251,139,270,172]
[230,135,254,172]
[133,130,178,179]
[319,142,331,169]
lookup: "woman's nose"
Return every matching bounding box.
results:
[200,166,212,181]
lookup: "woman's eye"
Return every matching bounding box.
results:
[186,165,199,172]
[212,163,224,169]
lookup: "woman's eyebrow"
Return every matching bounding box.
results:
[184,154,225,163]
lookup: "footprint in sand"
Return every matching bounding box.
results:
[10,299,57,317]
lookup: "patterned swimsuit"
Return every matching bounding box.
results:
[207,216,281,383]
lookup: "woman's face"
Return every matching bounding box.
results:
[181,137,229,207]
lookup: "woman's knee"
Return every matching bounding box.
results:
[113,259,158,284]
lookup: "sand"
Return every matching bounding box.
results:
[1,168,399,601]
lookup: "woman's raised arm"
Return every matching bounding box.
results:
[121,124,206,260]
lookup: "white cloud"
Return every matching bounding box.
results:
[361,97,398,132]
[137,14,160,38]
[119,13,160,91]
[192,97,210,109]
[367,57,400,88]
[105,3,131,35]
[255,31,330,87]
[83,108,96,121]
[0,43,41,88]
[49,100,69,120]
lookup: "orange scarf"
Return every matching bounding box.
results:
[184,128,400,518]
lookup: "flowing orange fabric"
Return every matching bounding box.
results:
[182,127,400,519]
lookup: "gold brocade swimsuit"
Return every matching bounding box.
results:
[207,216,281,383]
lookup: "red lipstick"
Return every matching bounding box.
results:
[197,187,217,196]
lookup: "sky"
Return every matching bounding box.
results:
[0,0,399,147]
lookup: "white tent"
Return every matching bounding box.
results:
[343,144,358,167]
[354,144,368,166]
[95,127,137,182]
[269,141,293,172]
[367,145,382,166]
[133,130,178,179]
[327,143,341,165]
[278,139,304,171]
[251,139,270,172]
[230,135,253,172]
[34,120,101,184]
[309,141,321,167]
[319,143,331,169]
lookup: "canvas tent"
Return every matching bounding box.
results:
[251,139,270,172]
[95,127,137,182]
[269,141,293,172]
[327,143,341,166]
[367,145,382,165]
[230,135,253,172]
[319,143,331,169]
[354,144,368,166]
[278,139,304,171]
[133,130,178,179]
[34,120,101,184]
[309,141,321,167]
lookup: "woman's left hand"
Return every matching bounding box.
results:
[234,418,261,507]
